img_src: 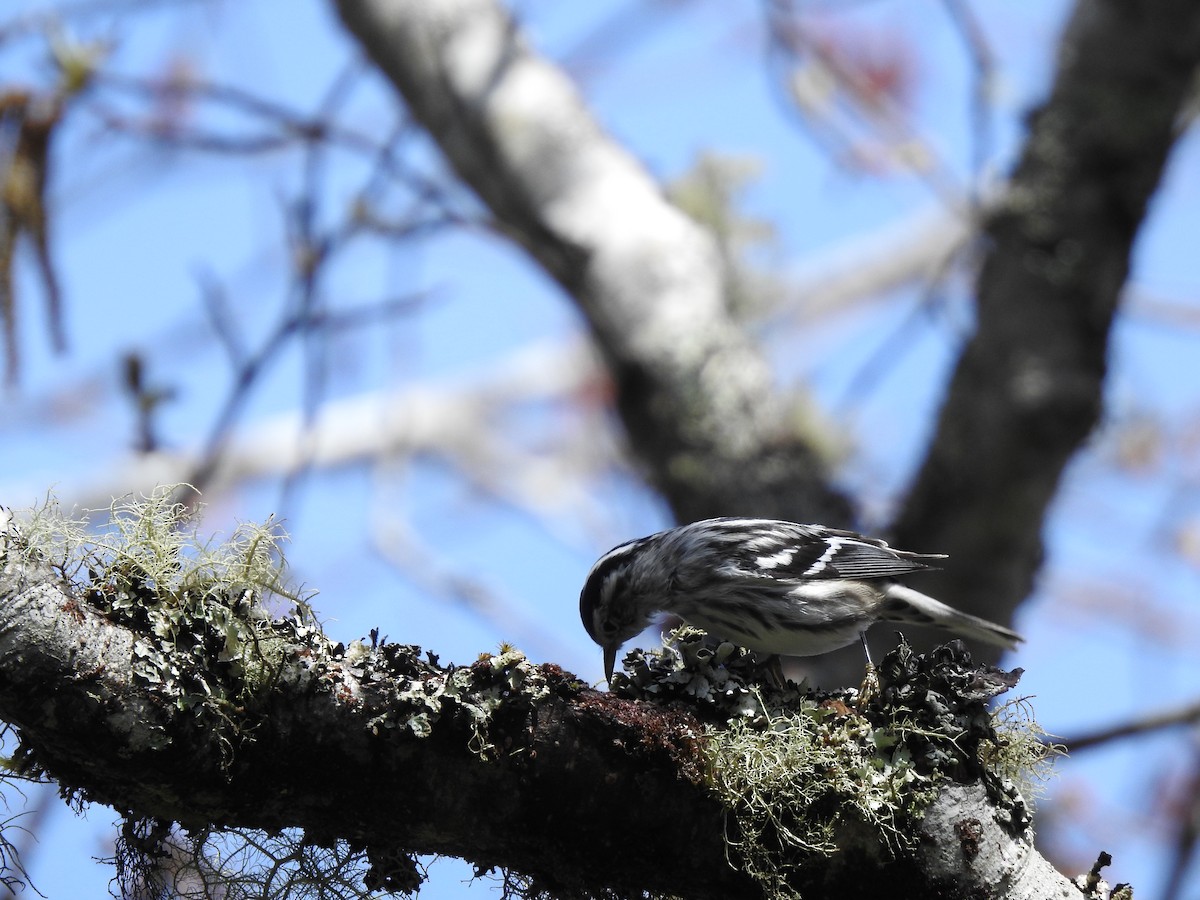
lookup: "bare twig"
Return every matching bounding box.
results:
[1060,699,1200,753]
[941,0,997,203]
[762,0,970,209]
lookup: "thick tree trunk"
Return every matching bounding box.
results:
[894,0,1200,637]
[332,0,852,528]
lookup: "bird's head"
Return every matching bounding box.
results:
[579,535,658,681]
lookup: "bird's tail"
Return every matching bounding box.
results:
[880,583,1023,651]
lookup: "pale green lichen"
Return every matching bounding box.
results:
[4,490,572,760]
[983,695,1064,824]
[2,486,317,718]
[2,489,590,897]
[702,704,941,897]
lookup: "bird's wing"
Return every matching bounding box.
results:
[709,522,944,583]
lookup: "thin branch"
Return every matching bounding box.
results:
[780,200,977,326]
[761,0,970,210]
[941,0,997,204]
[194,269,247,368]
[1060,699,1200,753]
[831,241,965,411]
[46,339,612,526]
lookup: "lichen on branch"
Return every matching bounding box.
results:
[610,628,1057,898]
[2,486,318,716]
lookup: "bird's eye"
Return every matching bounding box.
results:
[600,619,619,636]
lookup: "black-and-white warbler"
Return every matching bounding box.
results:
[579,517,1023,681]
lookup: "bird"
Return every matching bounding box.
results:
[579,517,1022,682]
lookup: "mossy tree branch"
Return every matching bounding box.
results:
[0,504,1077,898]
[0,549,750,896]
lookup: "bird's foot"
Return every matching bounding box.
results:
[856,661,879,711]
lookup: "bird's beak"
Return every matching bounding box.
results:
[603,645,618,683]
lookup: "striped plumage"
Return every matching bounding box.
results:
[579,517,1022,681]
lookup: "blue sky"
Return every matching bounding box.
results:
[3,0,1200,896]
